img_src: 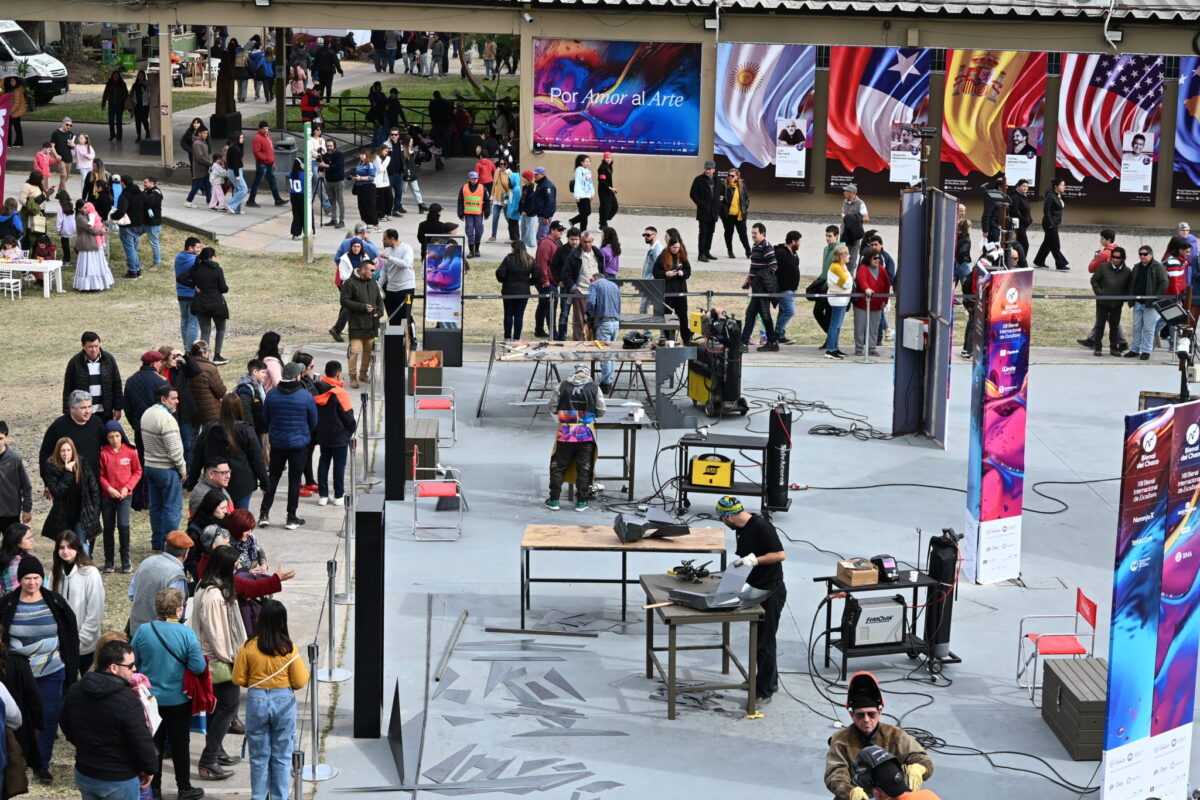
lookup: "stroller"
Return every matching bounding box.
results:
[408,126,445,171]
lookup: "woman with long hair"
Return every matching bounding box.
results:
[597,152,618,229]
[569,153,594,230]
[488,158,512,242]
[600,227,621,277]
[233,598,309,800]
[400,135,426,213]
[181,117,207,169]
[372,144,393,222]
[0,555,79,784]
[225,133,248,214]
[0,523,35,592]
[256,331,285,391]
[18,170,47,249]
[186,490,231,581]
[495,239,535,340]
[100,69,128,142]
[193,546,246,780]
[72,134,96,187]
[131,70,152,142]
[42,438,100,547]
[189,394,268,511]
[2,77,26,148]
[82,157,110,201]
[54,190,75,267]
[51,530,104,673]
[720,168,751,259]
[653,232,693,345]
[178,247,230,362]
[352,150,379,229]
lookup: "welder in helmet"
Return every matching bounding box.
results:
[824,672,934,800]
[852,745,942,800]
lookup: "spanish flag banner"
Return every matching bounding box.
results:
[940,50,1047,197]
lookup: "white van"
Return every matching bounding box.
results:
[0,21,69,103]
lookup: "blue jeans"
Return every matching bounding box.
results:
[318,444,348,499]
[146,225,161,267]
[146,466,182,551]
[537,217,550,240]
[774,290,796,338]
[178,298,200,349]
[246,687,297,800]
[520,216,536,248]
[75,771,139,800]
[179,422,194,472]
[250,163,282,203]
[229,169,249,213]
[235,493,252,510]
[36,668,66,768]
[187,177,211,203]
[386,48,397,71]
[390,173,405,213]
[1133,304,1158,354]
[824,305,848,351]
[595,319,619,386]
[119,226,143,274]
[490,205,505,238]
[465,214,483,247]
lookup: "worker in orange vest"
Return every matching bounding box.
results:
[457,170,491,258]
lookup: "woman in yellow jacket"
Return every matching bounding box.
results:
[232,598,309,800]
[823,244,854,359]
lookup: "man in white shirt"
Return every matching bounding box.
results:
[640,226,666,331]
[379,227,416,326]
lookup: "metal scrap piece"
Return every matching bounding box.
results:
[440,716,482,727]
[516,758,561,776]
[525,681,557,701]
[442,689,471,705]
[577,780,624,793]
[484,662,510,697]
[431,668,459,699]
[513,729,628,737]
[422,744,475,784]
[544,668,587,703]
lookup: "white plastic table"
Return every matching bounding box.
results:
[0,260,64,298]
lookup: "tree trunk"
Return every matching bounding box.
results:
[61,23,84,62]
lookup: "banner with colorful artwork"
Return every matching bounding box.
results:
[1055,53,1164,206]
[714,43,816,192]
[1171,56,1200,207]
[531,38,701,156]
[423,235,464,326]
[825,46,932,195]
[940,50,1047,197]
[962,268,1032,584]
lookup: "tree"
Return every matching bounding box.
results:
[60,23,84,62]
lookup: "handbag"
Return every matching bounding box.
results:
[805,276,827,302]
[210,660,233,684]
[148,621,216,716]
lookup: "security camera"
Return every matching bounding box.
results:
[522,12,534,22]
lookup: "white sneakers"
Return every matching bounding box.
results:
[317,496,346,506]
[318,496,329,506]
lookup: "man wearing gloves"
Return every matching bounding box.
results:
[715,494,786,704]
[826,672,935,800]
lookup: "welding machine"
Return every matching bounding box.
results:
[687,309,750,418]
[689,453,734,487]
[841,596,907,647]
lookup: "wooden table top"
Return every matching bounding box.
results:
[522,524,725,552]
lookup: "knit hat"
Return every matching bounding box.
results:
[603,151,613,159]
[521,170,534,181]
[166,530,194,550]
[16,556,44,580]
[283,362,305,380]
[715,495,743,516]
[141,350,165,364]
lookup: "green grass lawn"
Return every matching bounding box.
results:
[25,89,216,122]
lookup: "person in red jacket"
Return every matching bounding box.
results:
[300,85,323,124]
[473,151,497,195]
[852,251,892,357]
[99,420,141,573]
[247,121,286,208]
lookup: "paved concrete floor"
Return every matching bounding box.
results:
[317,358,1199,799]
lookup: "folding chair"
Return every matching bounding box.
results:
[0,267,21,301]
[411,387,456,447]
[411,446,467,541]
[1016,588,1097,706]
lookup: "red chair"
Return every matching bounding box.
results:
[411,387,457,447]
[411,446,467,541]
[1015,588,1097,705]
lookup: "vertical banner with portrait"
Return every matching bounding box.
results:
[0,92,11,199]
[532,39,701,156]
[940,50,1047,196]
[714,43,816,191]
[962,268,1032,585]
[825,46,932,195]
[1172,56,1200,207]
[1055,53,1164,206]
[423,235,465,326]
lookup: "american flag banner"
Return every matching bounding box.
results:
[1056,53,1163,204]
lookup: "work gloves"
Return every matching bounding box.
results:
[903,764,925,790]
[734,552,759,568]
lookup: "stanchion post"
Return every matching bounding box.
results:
[291,750,305,800]
[356,395,381,487]
[367,351,384,440]
[301,642,338,780]
[335,491,355,604]
[318,560,352,682]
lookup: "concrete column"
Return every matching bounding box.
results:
[157,23,173,166]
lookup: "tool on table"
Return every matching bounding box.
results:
[667,559,712,583]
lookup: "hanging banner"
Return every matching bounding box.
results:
[0,91,10,199]
[825,46,932,196]
[1055,53,1164,207]
[940,50,1047,197]
[714,43,816,192]
[1171,56,1200,208]
[532,38,701,156]
[423,235,465,326]
[962,268,1032,584]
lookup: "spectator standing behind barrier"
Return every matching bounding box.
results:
[689,160,721,262]
[1088,246,1133,358]
[313,361,356,506]
[232,598,309,800]
[352,151,379,230]
[519,170,538,247]
[720,168,751,260]
[380,228,416,326]
[741,223,779,352]
[534,221,564,339]
[0,421,33,534]
[530,167,557,241]
[812,225,843,335]
[823,244,853,359]
[192,545,246,781]
[496,240,537,341]
[587,272,621,394]
[373,144,393,223]
[561,230,608,341]
[189,394,268,512]
[1033,178,1068,270]
[341,259,385,389]
[773,231,801,344]
[653,233,692,345]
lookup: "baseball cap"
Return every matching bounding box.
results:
[283,362,304,380]
[468,171,479,179]
[521,170,534,181]
[1179,222,1191,231]
[715,495,743,516]
[534,167,547,175]
[550,220,566,232]
[703,160,716,169]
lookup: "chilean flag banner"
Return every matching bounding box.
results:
[825,46,931,195]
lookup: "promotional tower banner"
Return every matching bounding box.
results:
[1171,56,1200,208]
[962,267,1032,584]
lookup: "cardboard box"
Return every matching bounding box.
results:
[408,350,443,396]
[837,559,879,587]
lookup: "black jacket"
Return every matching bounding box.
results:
[313,46,343,76]
[550,241,572,286]
[529,177,557,220]
[39,414,105,486]
[225,143,244,172]
[112,186,145,227]
[773,243,800,292]
[5,653,43,770]
[124,365,168,430]
[42,459,101,542]
[1008,188,1032,230]
[561,247,609,291]
[689,173,722,222]
[495,253,536,296]
[0,588,80,689]
[340,273,384,339]
[143,186,164,226]
[313,379,357,449]
[720,181,749,218]
[61,671,158,782]
[178,259,230,319]
[1041,191,1064,229]
[652,251,691,296]
[955,230,972,264]
[63,349,123,417]
[187,420,268,502]
[101,79,129,113]
[162,356,201,426]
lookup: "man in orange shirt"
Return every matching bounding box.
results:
[853,745,942,800]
